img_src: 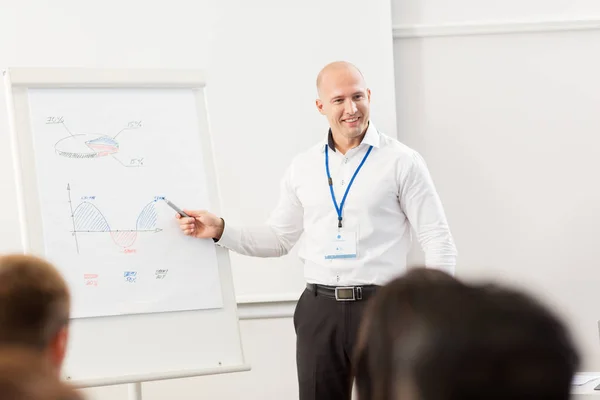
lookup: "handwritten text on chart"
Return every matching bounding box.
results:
[155,269,169,279]
[84,273,99,287]
[46,116,64,124]
[124,271,137,283]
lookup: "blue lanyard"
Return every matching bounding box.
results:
[325,144,373,228]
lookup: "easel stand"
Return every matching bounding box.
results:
[74,364,251,400]
[128,382,142,400]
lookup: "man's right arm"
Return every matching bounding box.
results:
[179,164,304,258]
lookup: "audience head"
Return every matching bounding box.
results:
[0,254,71,372]
[354,267,579,400]
[0,346,81,400]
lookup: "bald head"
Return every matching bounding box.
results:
[316,61,366,97]
[315,61,371,144]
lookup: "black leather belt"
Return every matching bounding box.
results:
[306,283,379,301]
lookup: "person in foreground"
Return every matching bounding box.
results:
[0,346,82,400]
[177,61,457,400]
[0,253,71,374]
[353,268,580,400]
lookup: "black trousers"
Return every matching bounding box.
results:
[293,286,373,400]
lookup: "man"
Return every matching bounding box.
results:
[0,254,71,374]
[354,268,579,400]
[177,61,457,400]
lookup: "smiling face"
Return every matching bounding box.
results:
[316,62,371,142]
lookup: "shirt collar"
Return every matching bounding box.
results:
[322,121,381,152]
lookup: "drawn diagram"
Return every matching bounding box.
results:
[56,135,119,158]
[48,117,144,167]
[67,184,162,254]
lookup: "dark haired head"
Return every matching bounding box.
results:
[354,267,579,400]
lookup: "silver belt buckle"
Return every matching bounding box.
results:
[335,286,356,301]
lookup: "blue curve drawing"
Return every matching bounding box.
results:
[71,200,161,249]
[73,202,110,232]
[136,202,158,230]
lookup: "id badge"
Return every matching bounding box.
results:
[324,230,357,260]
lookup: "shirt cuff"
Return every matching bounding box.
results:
[215,220,241,250]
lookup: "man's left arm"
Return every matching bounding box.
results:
[398,151,457,275]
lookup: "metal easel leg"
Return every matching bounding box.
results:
[128,382,142,400]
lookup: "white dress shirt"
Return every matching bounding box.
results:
[217,123,457,286]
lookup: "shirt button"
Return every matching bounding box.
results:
[341,180,345,186]
[344,158,348,164]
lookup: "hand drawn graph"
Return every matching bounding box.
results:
[48,117,144,167]
[67,184,162,254]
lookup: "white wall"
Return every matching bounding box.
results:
[392,0,600,26]
[393,1,600,370]
[0,1,396,399]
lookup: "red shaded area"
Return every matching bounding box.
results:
[110,231,137,248]
[87,143,119,157]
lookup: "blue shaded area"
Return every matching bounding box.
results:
[87,136,119,147]
[73,202,111,231]
[136,202,158,230]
